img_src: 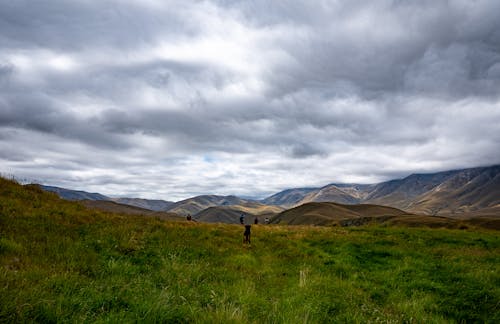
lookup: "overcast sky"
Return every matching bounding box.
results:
[1,0,500,200]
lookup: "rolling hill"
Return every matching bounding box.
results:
[194,206,250,223]
[217,201,283,216]
[272,202,411,226]
[194,202,282,224]
[165,195,254,215]
[299,185,367,205]
[271,201,498,229]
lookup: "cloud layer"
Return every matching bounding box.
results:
[1,0,500,200]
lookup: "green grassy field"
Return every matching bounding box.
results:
[1,178,499,323]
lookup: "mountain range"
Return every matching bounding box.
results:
[263,165,500,215]
[40,185,174,211]
[36,165,500,224]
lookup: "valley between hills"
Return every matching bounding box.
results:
[40,164,500,230]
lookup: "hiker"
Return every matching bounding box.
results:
[254,217,259,224]
[265,217,269,224]
[239,214,245,225]
[243,224,251,244]
[186,214,192,221]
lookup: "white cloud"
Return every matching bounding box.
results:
[0,0,499,200]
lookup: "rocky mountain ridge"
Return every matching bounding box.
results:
[264,165,500,215]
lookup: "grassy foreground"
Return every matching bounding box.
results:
[1,178,499,323]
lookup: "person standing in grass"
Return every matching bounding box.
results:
[243,224,251,244]
[239,214,245,225]
[254,217,259,224]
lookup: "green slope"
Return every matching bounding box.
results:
[1,177,499,322]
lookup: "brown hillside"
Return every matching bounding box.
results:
[301,186,360,205]
[166,195,251,215]
[273,202,409,226]
[195,205,279,224]
[195,207,249,223]
[273,201,500,230]
[407,171,500,215]
[223,202,284,215]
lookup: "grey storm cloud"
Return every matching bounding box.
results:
[0,1,192,50]
[1,0,500,200]
[259,1,500,99]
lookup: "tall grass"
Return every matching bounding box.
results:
[1,178,499,322]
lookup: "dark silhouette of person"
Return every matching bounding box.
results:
[254,217,259,224]
[186,214,192,221]
[243,225,251,244]
[239,214,245,225]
